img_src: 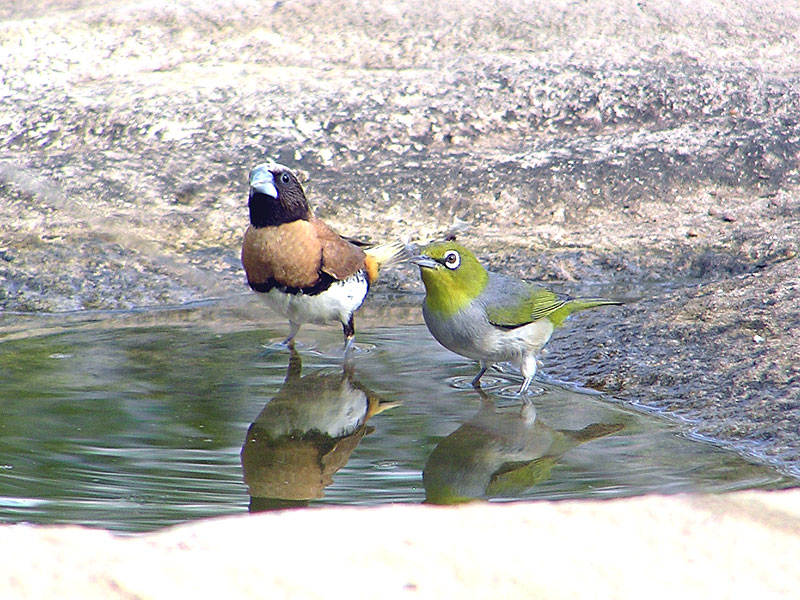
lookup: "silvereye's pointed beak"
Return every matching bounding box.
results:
[249,164,278,199]
[410,255,440,270]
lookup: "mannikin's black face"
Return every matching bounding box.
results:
[248,165,310,227]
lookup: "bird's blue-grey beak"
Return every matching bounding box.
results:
[410,255,440,269]
[249,164,278,199]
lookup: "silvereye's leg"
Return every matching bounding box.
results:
[518,353,537,396]
[471,360,492,387]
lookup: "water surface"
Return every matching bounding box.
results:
[0,297,793,532]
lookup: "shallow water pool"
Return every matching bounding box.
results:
[0,297,794,532]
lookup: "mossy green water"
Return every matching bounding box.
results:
[0,300,793,532]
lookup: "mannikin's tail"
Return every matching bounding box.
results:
[363,240,408,283]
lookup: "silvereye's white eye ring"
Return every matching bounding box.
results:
[443,250,461,270]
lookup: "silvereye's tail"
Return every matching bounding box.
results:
[363,240,408,284]
[547,298,622,327]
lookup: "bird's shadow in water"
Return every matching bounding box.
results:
[423,385,625,504]
[240,346,397,512]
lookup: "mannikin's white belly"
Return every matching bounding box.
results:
[255,381,370,439]
[258,271,369,325]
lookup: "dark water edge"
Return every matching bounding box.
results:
[0,297,795,533]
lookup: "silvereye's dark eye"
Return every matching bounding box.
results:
[443,250,461,270]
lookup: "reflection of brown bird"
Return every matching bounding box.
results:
[240,348,397,511]
[423,389,624,504]
[241,162,405,350]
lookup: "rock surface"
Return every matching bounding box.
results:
[1,0,799,472]
[2,490,799,599]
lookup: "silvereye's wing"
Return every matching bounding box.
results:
[483,273,567,328]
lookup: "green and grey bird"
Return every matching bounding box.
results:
[411,241,621,396]
[423,389,624,504]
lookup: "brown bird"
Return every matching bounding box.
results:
[241,162,404,351]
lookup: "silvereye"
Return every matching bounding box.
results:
[423,389,624,504]
[411,241,621,396]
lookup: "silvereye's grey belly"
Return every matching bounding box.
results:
[422,294,554,365]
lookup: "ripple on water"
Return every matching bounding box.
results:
[0,303,794,532]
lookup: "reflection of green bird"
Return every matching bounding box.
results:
[423,391,623,504]
[411,241,621,395]
[240,349,396,511]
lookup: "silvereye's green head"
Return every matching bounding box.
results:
[411,241,489,316]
